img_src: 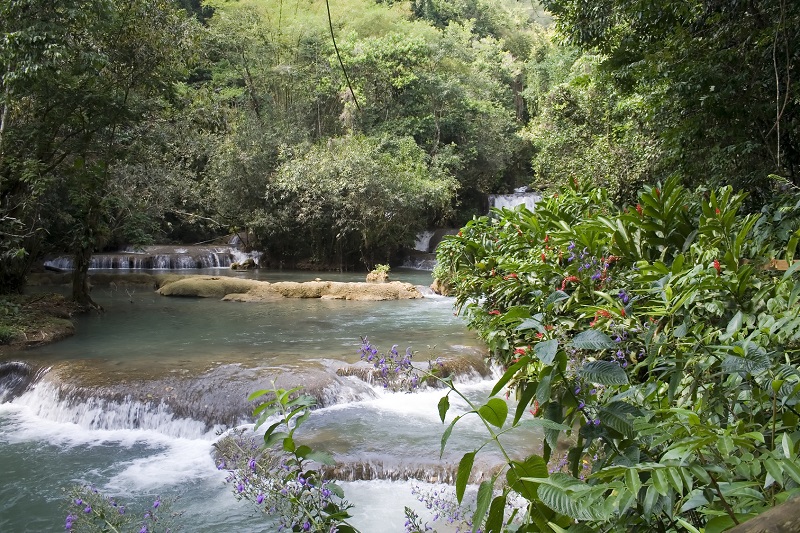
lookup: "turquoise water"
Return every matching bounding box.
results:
[0,269,537,532]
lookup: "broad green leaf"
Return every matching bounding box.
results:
[570,330,616,350]
[282,436,296,453]
[625,468,641,497]
[491,355,531,397]
[666,467,684,494]
[643,485,660,516]
[472,480,494,533]
[534,339,559,364]
[764,456,783,488]
[305,450,335,466]
[782,458,800,484]
[264,431,289,448]
[456,452,475,503]
[536,373,552,406]
[438,394,450,423]
[544,290,570,307]
[479,398,509,428]
[485,495,506,533]
[652,468,669,496]
[581,360,629,385]
[507,455,548,501]
[598,401,640,438]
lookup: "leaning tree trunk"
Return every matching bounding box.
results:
[71,245,100,310]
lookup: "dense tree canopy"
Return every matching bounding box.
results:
[2,0,798,296]
[540,0,800,197]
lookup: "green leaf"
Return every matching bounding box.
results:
[544,290,570,307]
[782,458,800,484]
[485,495,507,533]
[536,474,600,521]
[598,401,640,438]
[570,330,616,350]
[764,456,784,488]
[516,314,546,333]
[472,480,494,533]
[491,355,531,397]
[456,452,476,504]
[305,450,335,466]
[513,383,537,425]
[479,398,509,428]
[440,415,463,459]
[719,310,744,341]
[534,339,559,364]
[264,431,289,448]
[651,468,669,496]
[783,433,794,459]
[438,394,450,423]
[625,468,641,497]
[536,373,552,406]
[507,455,548,501]
[580,360,629,385]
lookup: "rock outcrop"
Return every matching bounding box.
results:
[156,276,423,301]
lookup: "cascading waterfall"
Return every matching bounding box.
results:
[43,245,262,271]
[488,188,542,212]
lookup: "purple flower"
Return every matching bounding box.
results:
[248,458,257,471]
[302,520,311,531]
[152,499,161,509]
[74,499,82,506]
[140,526,148,533]
[65,514,75,530]
[237,483,245,493]
[83,506,92,514]
[256,493,265,504]
[593,419,601,426]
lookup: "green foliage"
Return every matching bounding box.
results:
[436,180,800,531]
[215,385,358,532]
[539,0,800,197]
[62,485,176,532]
[253,135,457,268]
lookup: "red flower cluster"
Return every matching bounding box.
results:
[488,309,501,316]
[713,259,721,275]
[561,275,580,290]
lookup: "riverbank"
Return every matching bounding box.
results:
[0,293,79,353]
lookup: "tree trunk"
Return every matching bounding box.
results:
[728,498,800,532]
[71,246,101,310]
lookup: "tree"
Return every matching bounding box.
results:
[0,0,198,304]
[540,0,800,199]
[263,135,458,268]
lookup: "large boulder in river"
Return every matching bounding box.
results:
[156,276,422,301]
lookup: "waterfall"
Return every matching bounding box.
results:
[7,381,220,440]
[488,189,542,212]
[43,245,262,271]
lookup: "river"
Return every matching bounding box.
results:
[0,268,536,532]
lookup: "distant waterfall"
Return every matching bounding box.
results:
[44,245,261,271]
[488,189,542,212]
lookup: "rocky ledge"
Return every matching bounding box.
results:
[156,276,423,301]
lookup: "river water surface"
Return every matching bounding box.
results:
[0,268,536,532]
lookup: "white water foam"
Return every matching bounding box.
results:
[6,382,219,440]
